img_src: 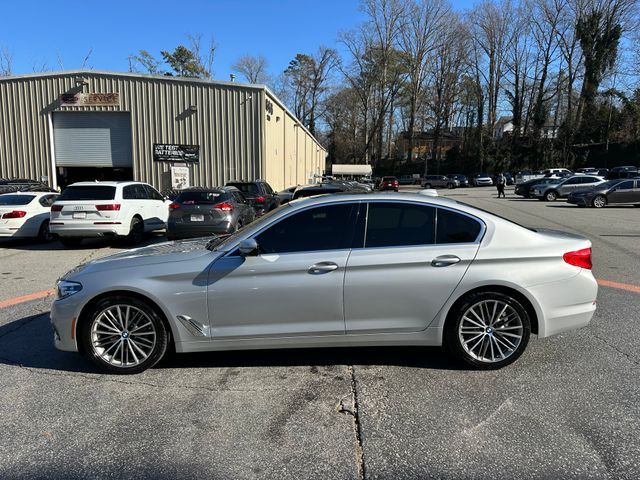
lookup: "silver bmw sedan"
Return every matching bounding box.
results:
[51,193,598,374]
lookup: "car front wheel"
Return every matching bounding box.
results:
[592,195,607,208]
[80,295,169,374]
[445,291,531,369]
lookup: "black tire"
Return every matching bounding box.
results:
[37,220,53,243]
[544,190,558,202]
[80,295,169,374]
[394,188,399,192]
[444,291,531,369]
[424,184,431,189]
[447,183,454,189]
[592,195,607,208]
[60,237,83,248]
[126,216,144,245]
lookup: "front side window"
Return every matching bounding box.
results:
[436,208,482,244]
[616,181,634,190]
[365,203,435,248]
[144,185,164,201]
[255,204,355,254]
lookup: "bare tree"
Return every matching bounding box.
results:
[231,55,269,84]
[128,50,162,74]
[0,47,13,76]
[187,33,217,78]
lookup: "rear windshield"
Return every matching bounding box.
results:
[58,186,116,201]
[0,194,35,205]
[174,191,222,204]
[227,183,259,195]
[382,177,396,181]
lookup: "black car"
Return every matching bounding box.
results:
[277,185,298,204]
[514,177,561,198]
[166,187,255,240]
[292,182,354,200]
[567,178,640,208]
[225,180,281,216]
[0,178,54,194]
[605,166,638,180]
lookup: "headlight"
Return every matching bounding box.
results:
[56,280,83,299]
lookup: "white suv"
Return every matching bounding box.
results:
[50,181,170,247]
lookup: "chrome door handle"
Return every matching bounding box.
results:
[431,255,461,267]
[308,262,339,274]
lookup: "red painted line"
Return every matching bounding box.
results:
[0,289,56,309]
[597,279,640,294]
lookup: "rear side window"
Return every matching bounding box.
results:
[39,195,58,207]
[256,204,355,253]
[123,185,148,200]
[0,194,35,205]
[227,183,259,195]
[365,203,435,248]
[58,186,116,201]
[232,191,247,203]
[175,191,222,205]
[436,209,482,244]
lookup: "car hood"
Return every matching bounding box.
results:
[63,238,216,278]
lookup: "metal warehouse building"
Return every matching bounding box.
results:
[0,70,326,191]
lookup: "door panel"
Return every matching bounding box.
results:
[207,251,349,338]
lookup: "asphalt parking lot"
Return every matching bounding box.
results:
[1,186,639,479]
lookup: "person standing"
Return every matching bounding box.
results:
[496,173,506,198]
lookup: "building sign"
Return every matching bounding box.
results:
[170,166,190,189]
[60,93,120,107]
[153,144,200,163]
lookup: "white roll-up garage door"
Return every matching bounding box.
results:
[53,112,132,168]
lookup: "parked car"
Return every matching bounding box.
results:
[532,175,605,201]
[576,167,599,175]
[514,178,562,198]
[447,174,469,187]
[471,173,494,187]
[50,181,170,247]
[0,178,55,194]
[292,183,353,200]
[605,166,638,180]
[567,178,640,208]
[597,168,609,177]
[51,192,598,373]
[0,192,59,241]
[515,168,572,184]
[378,176,399,191]
[166,187,255,240]
[277,186,298,204]
[225,180,280,217]
[422,175,458,189]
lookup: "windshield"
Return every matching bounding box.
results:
[58,186,116,201]
[0,194,35,205]
[206,204,290,251]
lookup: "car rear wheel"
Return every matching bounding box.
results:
[592,195,607,208]
[60,237,83,248]
[445,291,531,369]
[126,216,144,245]
[447,183,454,189]
[545,190,558,201]
[423,183,431,189]
[81,295,169,374]
[37,220,53,242]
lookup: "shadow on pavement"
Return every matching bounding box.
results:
[0,233,169,252]
[0,312,464,373]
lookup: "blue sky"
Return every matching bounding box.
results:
[1,0,474,79]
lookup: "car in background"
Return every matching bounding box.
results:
[422,175,458,189]
[532,175,605,201]
[0,192,59,241]
[51,192,598,373]
[471,173,494,187]
[378,176,399,191]
[292,183,354,200]
[447,174,469,187]
[398,175,419,185]
[0,178,55,194]
[50,181,170,247]
[277,186,298,204]
[567,178,640,208]
[576,167,599,175]
[514,177,562,198]
[605,166,638,180]
[597,168,609,177]
[166,187,255,240]
[225,180,280,217]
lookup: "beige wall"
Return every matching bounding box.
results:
[263,90,326,191]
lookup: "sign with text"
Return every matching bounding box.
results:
[60,93,120,107]
[170,166,190,189]
[153,144,200,163]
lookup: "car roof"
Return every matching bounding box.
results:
[179,186,227,193]
[67,181,148,187]
[0,191,55,196]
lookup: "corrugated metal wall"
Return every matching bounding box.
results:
[0,71,293,190]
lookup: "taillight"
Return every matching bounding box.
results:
[214,202,234,211]
[255,196,265,203]
[563,247,592,269]
[51,204,63,212]
[169,203,181,210]
[96,204,121,211]
[2,210,27,219]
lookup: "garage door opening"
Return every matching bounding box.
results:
[53,112,133,188]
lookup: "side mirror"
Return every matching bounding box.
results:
[238,238,259,256]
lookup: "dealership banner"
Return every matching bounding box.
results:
[153,144,200,162]
[60,93,120,107]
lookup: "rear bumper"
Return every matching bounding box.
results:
[167,220,234,238]
[530,270,598,338]
[50,222,128,237]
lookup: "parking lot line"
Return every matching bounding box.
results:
[597,279,640,294]
[0,289,55,309]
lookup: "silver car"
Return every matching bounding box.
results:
[51,193,598,374]
[532,175,605,201]
[422,175,459,189]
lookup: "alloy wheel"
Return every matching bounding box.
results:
[90,305,157,368]
[458,300,524,363]
[592,195,606,208]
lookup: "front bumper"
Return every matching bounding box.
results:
[50,294,83,352]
